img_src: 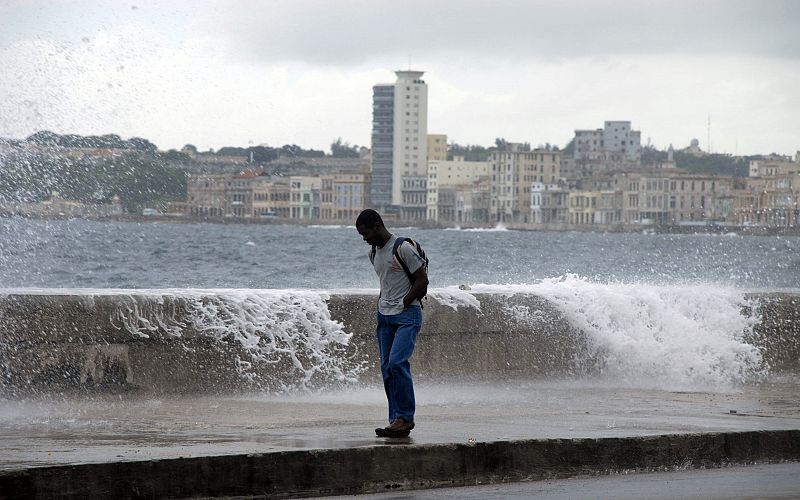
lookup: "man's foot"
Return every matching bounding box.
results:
[375,418,415,438]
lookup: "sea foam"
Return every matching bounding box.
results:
[470,276,764,390]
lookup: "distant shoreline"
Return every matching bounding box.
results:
[3,213,799,236]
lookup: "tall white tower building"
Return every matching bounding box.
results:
[370,70,428,216]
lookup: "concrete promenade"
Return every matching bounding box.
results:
[1,380,799,498]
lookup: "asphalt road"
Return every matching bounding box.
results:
[322,462,800,499]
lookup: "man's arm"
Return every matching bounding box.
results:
[403,267,429,308]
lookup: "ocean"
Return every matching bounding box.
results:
[1,217,798,290]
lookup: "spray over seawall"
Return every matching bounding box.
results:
[471,277,768,390]
[1,289,366,394]
[112,289,364,389]
[0,282,796,395]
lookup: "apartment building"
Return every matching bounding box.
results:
[568,190,622,226]
[187,174,228,217]
[320,172,371,221]
[288,176,321,219]
[531,183,569,224]
[742,155,800,226]
[227,170,260,217]
[427,134,447,162]
[252,177,290,218]
[574,121,641,163]
[750,157,800,178]
[427,156,490,222]
[369,83,394,208]
[456,177,492,224]
[489,144,561,223]
[188,171,370,222]
[745,175,799,227]
[568,121,642,183]
[613,171,734,224]
[369,70,429,220]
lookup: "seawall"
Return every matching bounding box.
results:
[1,289,797,395]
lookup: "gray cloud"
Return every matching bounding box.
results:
[201,0,800,66]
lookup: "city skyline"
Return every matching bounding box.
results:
[1,0,799,156]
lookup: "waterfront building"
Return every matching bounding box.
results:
[749,157,800,178]
[612,170,734,225]
[427,156,490,222]
[456,177,492,224]
[742,155,800,226]
[369,70,429,220]
[568,121,642,184]
[369,83,394,209]
[531,183,569,225]
[227,170,259,217]
[567,190,623,226]
[489,144,561,223]
[320,172,371,221]
[187,174,228,217]
[289,176,321,220]
[427,134,447,162]
[252,177,290,218]
[573,120,641,163]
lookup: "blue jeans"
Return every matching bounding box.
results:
[376,306,422,423]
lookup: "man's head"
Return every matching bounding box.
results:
[356,209,389,246]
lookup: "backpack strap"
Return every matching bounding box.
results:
[369,245,376,265]
[393,236,427,309]
[392,237,415,284]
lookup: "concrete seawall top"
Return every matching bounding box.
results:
[1,288,798,395]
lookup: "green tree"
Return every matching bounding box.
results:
[0,149,187,213]
[330,137,360,158]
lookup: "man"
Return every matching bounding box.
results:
[356,209,428,438]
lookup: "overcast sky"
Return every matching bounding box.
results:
[1,0,798,155]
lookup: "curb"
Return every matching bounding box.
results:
[2,430,799,499]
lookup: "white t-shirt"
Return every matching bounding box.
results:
[370,235,425,315]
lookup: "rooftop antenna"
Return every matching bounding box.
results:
[707,113,711,154]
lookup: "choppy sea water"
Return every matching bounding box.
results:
[1,217,798,289]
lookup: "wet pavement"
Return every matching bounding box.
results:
[1,378,799,471]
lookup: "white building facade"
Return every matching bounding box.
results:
[370,70,429,220]
[573,120,642,164]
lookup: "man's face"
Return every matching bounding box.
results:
[357,224,381,246]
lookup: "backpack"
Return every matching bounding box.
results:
[370,236,429,305]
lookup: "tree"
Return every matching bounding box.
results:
[217,146,248,157]
[249,145,278,163]
[447,142,491,161]
[158,150,192,163]
[26,130,61,146]
[330,137,360,158]
[0,150,188,213]
[640,144,665,166]
[127,137,158,153]
[673,151,749,177]
[563,138,575,155]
